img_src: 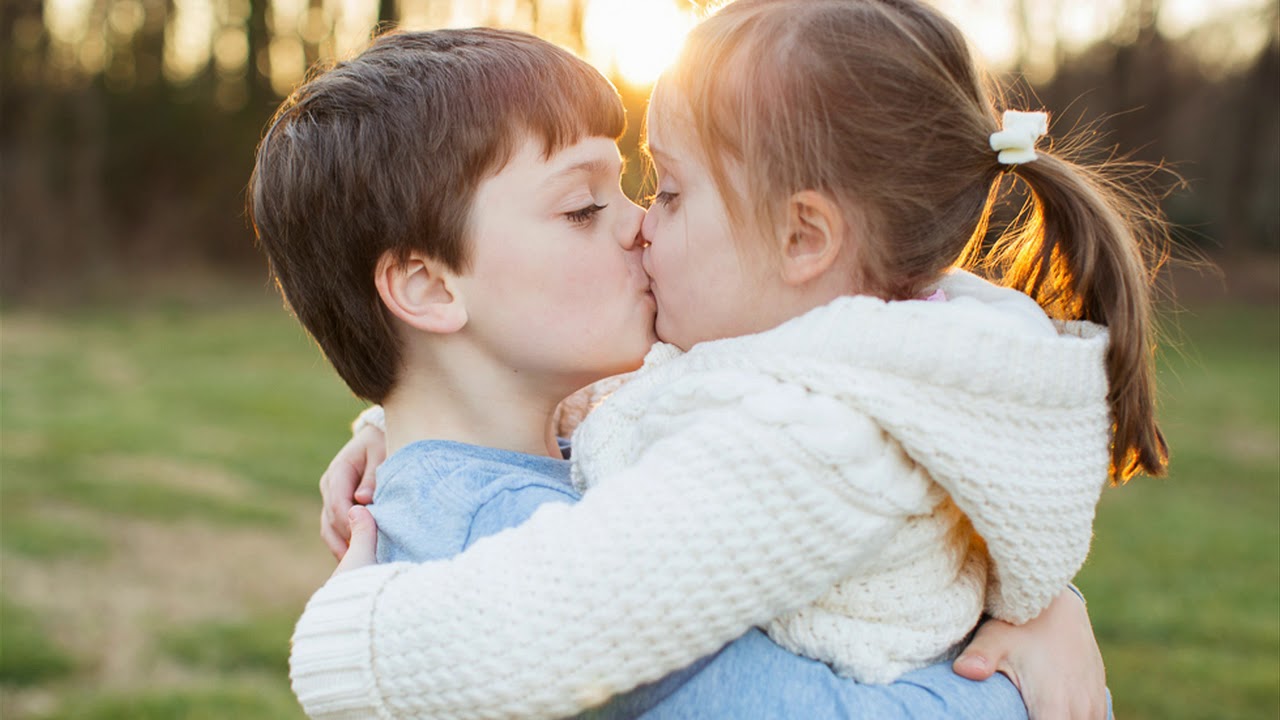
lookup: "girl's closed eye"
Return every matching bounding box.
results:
[565,203,607,225]
[653,191,680,209]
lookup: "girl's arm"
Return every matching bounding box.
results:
[306,404,1110,720]
[292,399,915,719]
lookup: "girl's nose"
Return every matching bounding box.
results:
[639,205,656,248]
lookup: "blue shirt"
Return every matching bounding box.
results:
[371,440,1027,719]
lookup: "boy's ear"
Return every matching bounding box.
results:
[374,251,468,334]
[778,190,849,286]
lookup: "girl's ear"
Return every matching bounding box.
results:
[778,190,849,286]
[374,251,468,334]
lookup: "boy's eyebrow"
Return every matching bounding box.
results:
[550,158,616,179]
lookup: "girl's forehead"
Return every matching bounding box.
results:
[644,106,696,165]
[644,85,686,144]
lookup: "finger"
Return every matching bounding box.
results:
[323,457,362,504]
[353,464,377,504]
[953,620,1014,682]
[320,510,349,561]
[330,499,355,543]
[321,462,360,536]
[354,439,387,504]
[320,488,354,547]
[952,651,994,680]
[334,506,378,575]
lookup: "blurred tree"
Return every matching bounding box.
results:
[378,0,398,27]
[1,0,1276,302]
[248,0,273,112]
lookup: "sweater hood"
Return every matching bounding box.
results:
[633,271,1112,622]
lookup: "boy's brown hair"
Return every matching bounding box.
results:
[653,0,1170,481]
[248,29,625,402]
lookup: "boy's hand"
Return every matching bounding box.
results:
[333,506,378,575]
[320,425,386,560]
[953,588,1107,720]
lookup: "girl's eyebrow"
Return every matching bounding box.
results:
[647,152,682,182]
[646,144,678,168]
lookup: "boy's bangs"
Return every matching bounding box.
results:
[524,61,626,159]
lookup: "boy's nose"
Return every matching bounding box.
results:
[618,201,646,250]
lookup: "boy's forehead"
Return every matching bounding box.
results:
[547,136,621,170]
[500,134,621,180]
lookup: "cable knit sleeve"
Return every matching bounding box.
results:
[290,388,928,720]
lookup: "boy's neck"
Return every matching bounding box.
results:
[380,361,568,461]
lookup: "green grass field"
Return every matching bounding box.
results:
[1,288,1277,719]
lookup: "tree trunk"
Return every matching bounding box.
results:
[247,0,273,110]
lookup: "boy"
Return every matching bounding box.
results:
[252,28,1095,719]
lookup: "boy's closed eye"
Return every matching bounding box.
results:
[565,203,607,225]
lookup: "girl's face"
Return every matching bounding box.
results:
[640,108,786,351]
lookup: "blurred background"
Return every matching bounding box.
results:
[1,0,1276,718]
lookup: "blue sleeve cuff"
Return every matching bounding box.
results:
[1065,583,1087,606]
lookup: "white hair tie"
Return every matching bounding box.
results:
[989,110,1049,165]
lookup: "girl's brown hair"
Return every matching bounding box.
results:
[655,0,1168,480]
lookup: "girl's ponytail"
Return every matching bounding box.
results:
[975,148,1170,482]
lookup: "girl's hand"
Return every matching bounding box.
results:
[319,425,386,560]
[953,588,1107,720]
[333,506,379,575]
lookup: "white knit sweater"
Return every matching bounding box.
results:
[290,270,1112,719]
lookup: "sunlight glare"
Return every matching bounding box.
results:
[333,0,379,58]
[583,0,695,87]
[44,0,94,44]
[163,0,213,84]
[1161,0,1271,37]
[931,0,1016,67]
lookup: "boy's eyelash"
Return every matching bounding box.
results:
[566,203,607,224]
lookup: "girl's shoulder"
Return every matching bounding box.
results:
[933,268,1058,338]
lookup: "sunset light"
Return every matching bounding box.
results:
[582,0,696,87]
[31,0,1276,96]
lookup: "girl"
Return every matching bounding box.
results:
[297,0,1165,715]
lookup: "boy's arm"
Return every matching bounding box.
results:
[955,588,1108,720]
[291,399,914,720]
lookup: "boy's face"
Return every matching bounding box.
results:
[456,135,657,391]
[640,106,783,351]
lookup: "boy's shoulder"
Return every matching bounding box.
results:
[373,440,580,561]
[379,439,577,504]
